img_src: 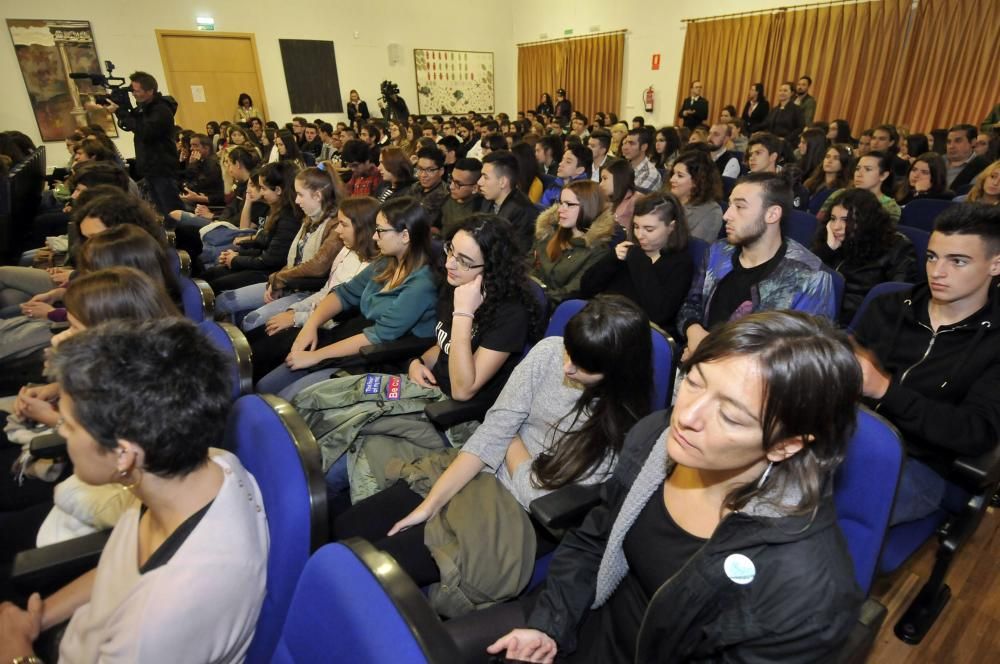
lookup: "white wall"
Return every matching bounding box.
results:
[509,0,832,127]
[1,1,517,159]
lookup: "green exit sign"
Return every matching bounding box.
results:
[564,28,573,35]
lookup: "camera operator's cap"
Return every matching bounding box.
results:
[556,88,566,95]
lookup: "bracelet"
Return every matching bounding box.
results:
[12,657,44,664]
[452,311,475,320]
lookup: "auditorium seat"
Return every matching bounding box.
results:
[897,225,930,262]
[198,320,254,398]
[783,209,818,247]
[179,275,215,322]
[899,198,956,233]
[847,281,912,332]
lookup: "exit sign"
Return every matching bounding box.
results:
[564,28,573,35]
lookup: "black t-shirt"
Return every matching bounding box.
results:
[569,481,707,663]
[707,241,787,329]
[431,296,529,407]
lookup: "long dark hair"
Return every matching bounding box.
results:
[672,148,723,205]
[373,196,434,286]
[895,152,949,202]
[450,214,543,341]
[510,142,540,194]
[64,266,180,326]
[682,310,861,515]
[276,130,303,163]
[546,180,606,262]
[532,295,653,490]
[813,188,895,262]
[79,224,180,304]
[338,196,381,262]
[856,151,895,196]
[797,128,828,183]
[805,144,851,194]
[830,119,853,144]
[603,158,636,208]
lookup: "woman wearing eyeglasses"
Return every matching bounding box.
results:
[532,180,616,306]
[255,196,438,395]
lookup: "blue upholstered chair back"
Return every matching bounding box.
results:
[225,395,327,663]
[808,188,834,215]
[179,275,214,322]
[197,320,254,399]
[899,198,955,233]
[822,266,846,318]
[833,407,905,593]
[783,209,819,247]
[847,281,913,332]
[272,540,460,663]
[686,237,709,275]
[897,225,930,264]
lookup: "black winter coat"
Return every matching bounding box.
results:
[230,206,301,273]
[114,93,179,178]
[527,410,863,662]
[853,283,1000,474]
[476,190,539,255]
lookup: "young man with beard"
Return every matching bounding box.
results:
[677,172,835,359]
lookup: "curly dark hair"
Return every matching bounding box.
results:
[48,318,232,478]
[812,188,895,262]
[450,214,543,341]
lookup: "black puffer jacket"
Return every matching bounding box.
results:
[853,283,1000,475]
[114,93,179,178]
[814,232,920,324]
[528,410,864,663]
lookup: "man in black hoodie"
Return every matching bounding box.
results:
[852,203,1000,524]
[89,71,182,217]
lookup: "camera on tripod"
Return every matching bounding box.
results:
[70,60,131,109]
[378,80,400,103]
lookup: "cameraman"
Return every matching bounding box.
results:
[86,71,182,216]
[378,81,410,124]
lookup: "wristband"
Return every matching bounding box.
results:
[453,311,475,320]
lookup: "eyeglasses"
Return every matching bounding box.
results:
[449,180,477,189]
[443,242,484,271]
[416,166,442,174]
[374,226,398,236]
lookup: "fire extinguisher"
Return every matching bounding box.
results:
[643,85,655,113]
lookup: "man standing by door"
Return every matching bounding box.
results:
[89,71,182,217]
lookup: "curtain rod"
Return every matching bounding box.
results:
[682,0,877,24]
[517,29,627,48]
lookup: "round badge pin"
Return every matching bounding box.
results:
[723,553,756,585]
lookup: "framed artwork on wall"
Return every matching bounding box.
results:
[7,18,118,141]
[413,49,494,115]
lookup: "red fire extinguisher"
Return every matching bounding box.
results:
[644,85,655,113]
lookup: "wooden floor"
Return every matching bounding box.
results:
[867,503,999,663]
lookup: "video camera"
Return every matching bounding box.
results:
[379,80,400,102]
[70,60,131,109]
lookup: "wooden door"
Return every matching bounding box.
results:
[156,30,268,131]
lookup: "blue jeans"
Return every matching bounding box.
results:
[256,364,340,400]
[175,210,211,230]
[889,457,948,526]
[241,292,309,332]
[215,282,268,325]
[325,455,350,494]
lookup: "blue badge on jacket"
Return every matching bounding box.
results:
[363,374,382,395]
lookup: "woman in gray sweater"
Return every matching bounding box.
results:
[669,148,725,243]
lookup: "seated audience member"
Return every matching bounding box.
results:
[333,296,653,612]
[796,128,827,182]
[870,124,911,179]
[202,162,302,293]
[293,215,541,503]
[945,124,990,191]
[256,197,438,395]
[804,144,851,196]
[827,118,854,146]
[819,151,902,223]
[580,192,694,332]
[171,146,260,232]
[408,147,450,229]
[538,143,593,209]
[511,142,545,205]
[0,267,182,557]
[895,152,955,205]
[621,128,662,193]
[0,318,268,663]
[706,122,741,178]
[476,151,539,254]
[177,133,225,208]
[587,129,617,183]
[375,147,417,204]
[440,158,484,239]
[653,126,681,177]
[852,204,1000,525]
[342,139,383,196]
[959,159,1000,205]
[532,181,615,305]
[608,122,629,157]
[812,188,919,324]
[763,81,804,140]
[599,159,639,239]
[300,122,323,158]
[534,135,562,177]
[484,311,864,664]
[245,197,379,373]
[481,134,508,157]
[856,128,874,157]
[677,173,836,358]
[668,148,725,242]
[437,135,461,181]
[745,132,810,210]
[741,82,770,134]
[273,130,307,170]
[215,166,345,324]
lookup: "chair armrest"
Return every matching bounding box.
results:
[424,399,488,429]
[11,530,112,594]
[529,483,603,532]
[950,443,1000,492]
[29,433,67,459]
[279,276,327,293]
[357,337,435,365]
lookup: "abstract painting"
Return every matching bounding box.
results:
[7,19,118,141]
[413,49,494,115]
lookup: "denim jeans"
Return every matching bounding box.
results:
[175,210,212,230]
[256,365,339,399]
[215,282,268,325]
[241,292,309,332]
[889,457,948,526]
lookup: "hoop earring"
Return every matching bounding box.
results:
[117,466,143,492]
[756,461,774,489]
